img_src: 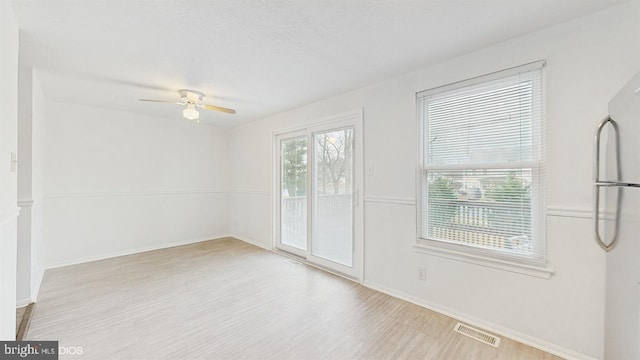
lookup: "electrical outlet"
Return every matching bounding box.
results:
[417,266,426,281]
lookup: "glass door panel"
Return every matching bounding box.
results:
[280,136,308,251]
[275,111,362,280]
[311,128,354,267]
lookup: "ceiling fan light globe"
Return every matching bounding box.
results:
[183,106,199,121]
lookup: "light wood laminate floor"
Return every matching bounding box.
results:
[28,237,562,359]
[16,306,26,335]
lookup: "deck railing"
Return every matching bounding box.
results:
[281,194,352,245]
[430,199,531,250]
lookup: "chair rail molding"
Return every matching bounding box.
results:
[17,199,34,208]
[0,207,22,226]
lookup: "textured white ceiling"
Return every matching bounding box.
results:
[12,0,627,126]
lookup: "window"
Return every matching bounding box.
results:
[417,61,545,265]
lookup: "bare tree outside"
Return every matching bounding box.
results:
[314,129,353,195]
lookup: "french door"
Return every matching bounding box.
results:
[275,111,363,279]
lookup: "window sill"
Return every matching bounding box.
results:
[413,242,554,279]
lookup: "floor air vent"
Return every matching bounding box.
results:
[453,322,501,347]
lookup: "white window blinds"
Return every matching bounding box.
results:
[417,61,545,263]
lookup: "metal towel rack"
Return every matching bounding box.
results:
[593,116,640,252]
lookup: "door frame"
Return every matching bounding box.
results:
[272,109,364,282]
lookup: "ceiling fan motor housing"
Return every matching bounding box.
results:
[179,89,204,104]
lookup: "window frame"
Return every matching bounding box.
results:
[415,61,553,278]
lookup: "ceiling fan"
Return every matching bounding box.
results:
[139,89,236,122]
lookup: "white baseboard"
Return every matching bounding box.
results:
[363,281,598,360]
[228,233,272,250]
[45,234,232,270]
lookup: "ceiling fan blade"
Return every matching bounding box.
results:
[201,103,236,114]
[139,99,183,104]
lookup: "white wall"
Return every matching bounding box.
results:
[16,62,32,305]
[38,99,231,267]
[229,2,640,359]
[17,67,47,305]
[29,71,46,298]
[0,0,20,340]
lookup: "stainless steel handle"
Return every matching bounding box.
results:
[595,181,640,188]
[593,116,621,252]
[593,184,617,252]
